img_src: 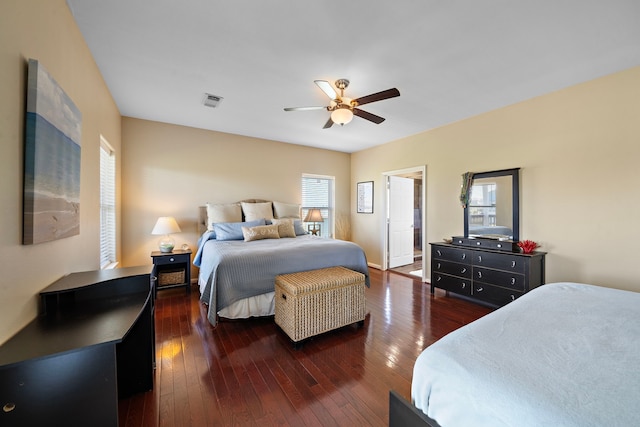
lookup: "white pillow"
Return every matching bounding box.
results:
[273,201,301,219]
[241,202,273,222]
[206,203,241,231]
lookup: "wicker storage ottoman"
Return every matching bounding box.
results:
[275,266,366,344]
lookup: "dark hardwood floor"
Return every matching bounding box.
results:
[118,268,492,427]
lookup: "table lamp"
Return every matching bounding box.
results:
[303,209,324,236]
[151,216,181,252]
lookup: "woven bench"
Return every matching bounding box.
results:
[275,266,366,347]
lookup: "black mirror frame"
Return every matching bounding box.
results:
[464,168,520,242]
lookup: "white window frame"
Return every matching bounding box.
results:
[100,136,117,269]
[301,174,335,238]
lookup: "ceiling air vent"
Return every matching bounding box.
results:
[202,93,223,108]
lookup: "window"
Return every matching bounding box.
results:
[100,136,117,269]
[301,174,335,238]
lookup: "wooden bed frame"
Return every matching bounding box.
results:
[388,390,440,427]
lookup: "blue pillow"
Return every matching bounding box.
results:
[214,219,265,241]
[293,219,307,236]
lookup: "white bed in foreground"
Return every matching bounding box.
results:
[408,282,640,427]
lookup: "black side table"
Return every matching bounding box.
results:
[151,249,191,297]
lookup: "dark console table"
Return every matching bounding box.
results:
[0,266,154,427]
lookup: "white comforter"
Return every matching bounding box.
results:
[412,282,640,427]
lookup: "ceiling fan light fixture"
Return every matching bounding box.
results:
[331,107,353,126]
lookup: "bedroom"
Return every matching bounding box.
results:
[1,0,639,425]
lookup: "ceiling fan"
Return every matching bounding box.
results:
[284,79,400,128]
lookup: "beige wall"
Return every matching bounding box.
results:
[120,118,351,270]
[0,0,122,344]
[351,66,640,292]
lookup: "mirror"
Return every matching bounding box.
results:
[464,168,519,241]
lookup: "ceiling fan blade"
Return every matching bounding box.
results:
[354,88,400,106]
[284,106,327,111]
[353,108,385,124]
[322,117,334,129]
[314,80,337,100]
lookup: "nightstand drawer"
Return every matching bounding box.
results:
[153,253,189,266]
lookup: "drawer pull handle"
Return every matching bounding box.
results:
[437,262,441,269]
[436,276,442,282]
[3,403,16,413]
[497,243,502,248]
[462,253,466,260]
[169,257,175,262]
[476,287,483,292]
[461,267,466,274]
[511,278,516,285]
[461,282,466,289]
[477,271,482,279]
[511,261,516,268]
[511,295,516,301]
[151,276,158,281]
[477,255,482,263]
[437,250,442,257]
[476,241,481,246]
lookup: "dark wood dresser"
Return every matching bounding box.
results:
[0,266,153,427]
[430,242,546,307]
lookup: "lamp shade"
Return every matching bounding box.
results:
[151,217,181,235]
[330,107,353,126]
[303,209,324,223]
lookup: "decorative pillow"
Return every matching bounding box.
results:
[241,202,274,222]
[206,202,242,231]
[242,224,280,242]
[293,219,307,236]
[214,218,265,241]
[271,218,296,238]
[273,201,301,219]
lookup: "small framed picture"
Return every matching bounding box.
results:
[357,181,374,214]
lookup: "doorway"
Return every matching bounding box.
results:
[382,166,426,282]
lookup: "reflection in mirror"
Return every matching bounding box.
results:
[464,168,519,241]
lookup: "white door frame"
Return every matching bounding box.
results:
[381,165,427,282]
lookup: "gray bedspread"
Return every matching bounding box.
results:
[194,234,369,326]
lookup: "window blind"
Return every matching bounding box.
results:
[100,138,116,269]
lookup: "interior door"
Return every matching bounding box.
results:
[389,175,414,268]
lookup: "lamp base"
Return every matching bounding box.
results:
[158,235,175,253]
[307,224,321,236]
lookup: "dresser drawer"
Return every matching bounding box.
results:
[472,283,523,306]
[472,251,525,274]
[433,260,471,279]
[432,273,472,296]
[474,268,525,291]
[432,246,471,263]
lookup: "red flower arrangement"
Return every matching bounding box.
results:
[517,240,539,254]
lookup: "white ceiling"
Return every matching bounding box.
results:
[66,0,640,153]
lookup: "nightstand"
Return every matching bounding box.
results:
[151,249,191,297]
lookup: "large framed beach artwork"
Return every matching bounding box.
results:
[23,59,82,244]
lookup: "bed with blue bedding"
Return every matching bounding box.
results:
[194,232,369,327]
[390,282,640,427]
